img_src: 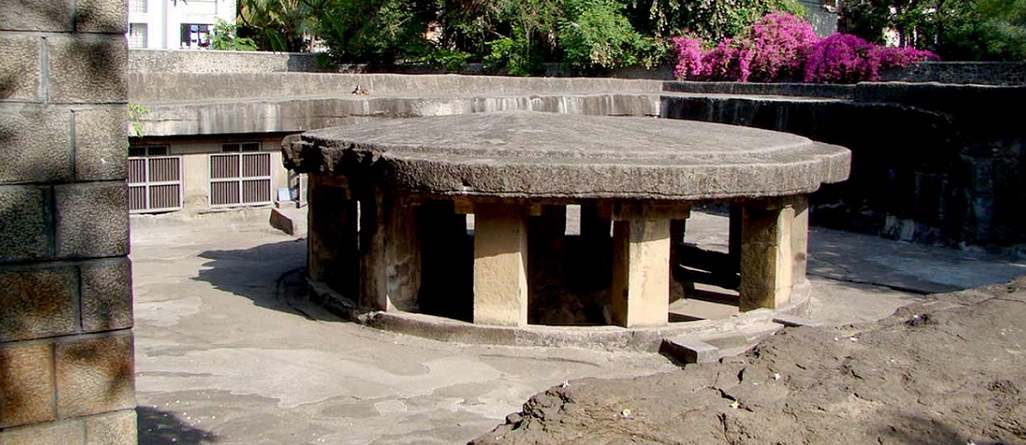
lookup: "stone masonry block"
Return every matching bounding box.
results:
[80,258,133,333]
[0,34,41,102]
[85,409,137,445]
[0,105,74,184]
[56,334,135,418]
[0,267,77,341]
[0,186,53,262]
[55,182,129,259]
[74,106,128,181]
[0,419,85,445]
[75,0,128,33]
[0,343,56,428]
[0,0,73,32]
[48,35,127,104]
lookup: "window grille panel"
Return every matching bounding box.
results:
[211,181,241,206]
[242,179,271,203]
[127,153,182,213]
[148,157,180,182]
[149,184,181,210]
[209,152,272,208]
[128,158,147,183]
[129,186,147,212]
[242,153,271,177]
[210,154,240,179]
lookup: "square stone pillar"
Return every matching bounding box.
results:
[473,203,529,326]
[306,174,359,299]
[790,195,810,287]
[739,197,807,311]
[606,202,687,327]
[358,187,421,312]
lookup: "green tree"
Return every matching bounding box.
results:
[239,0,320,52]
[211,18,259,51]
[839,0,1026,60]
[557,0,657,71]
[620,0,805,42]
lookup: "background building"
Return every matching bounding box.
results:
[128,0,238,49]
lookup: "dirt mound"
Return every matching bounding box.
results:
[472,277,1026,445]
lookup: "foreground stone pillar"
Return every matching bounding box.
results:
[607,203,687,327]
[739,198,799,311]
[0,1,137,443]
[473,203,529,326]
[359,188,421,311]
[307,174,358,298]
[790,195,810,286]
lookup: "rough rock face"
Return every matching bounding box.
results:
[472,277,1026,445]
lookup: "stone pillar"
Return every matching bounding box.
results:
[306,174,359,299]
[358,187,420,312]
[473,203,529,326]
[669,219,687,302]
[606,203,687,327]
[1,1,137,443]
[790,195,810,287]
[739,198,799,311]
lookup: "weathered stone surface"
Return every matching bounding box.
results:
[0,343,55,428]
[473,204,529,326]
[74,106,128,181]
[85,409,137,445]
[0,34,41,102]
[0,105,73,183]
[55,182,129,259]
[0,186,52,262]
[0,419,85,445]
[75,0,127,33]
[56,334,135,418]
[0,0,73,32]
[80,258,133,333]
[610,218,671,327]
[48,35,127,104]
[0,267,77,341]
[293,111,851,201]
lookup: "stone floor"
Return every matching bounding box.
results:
[130,208,1026,445]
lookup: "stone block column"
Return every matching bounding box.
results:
[358,188,421,312]
[739,197,807,311]
[607,203,687,327]
[473,203,530,326]
[306,174,358,298]
[1,0,137,443]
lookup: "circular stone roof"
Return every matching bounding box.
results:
[287,111,850,201]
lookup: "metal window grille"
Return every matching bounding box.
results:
[209,152,272,207]
[128,23,148,49]
[128,154,183,214]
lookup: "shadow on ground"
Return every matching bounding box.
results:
[192,239,315,318]
[138,406,218,445]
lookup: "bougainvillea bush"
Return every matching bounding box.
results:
[673,13,938,84]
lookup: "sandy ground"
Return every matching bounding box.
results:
[472,278,1026,445]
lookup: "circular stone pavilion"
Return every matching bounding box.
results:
[283,111,850,332]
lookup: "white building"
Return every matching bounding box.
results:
[127,0,238,49]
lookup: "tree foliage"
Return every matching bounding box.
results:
[839,0,1026,60]
[237,0,823,72]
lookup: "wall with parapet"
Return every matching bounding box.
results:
[663,81,1026,249]
[128,65,1026,250]
[1,1,136,444]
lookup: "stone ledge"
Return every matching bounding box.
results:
[307,278,811,351]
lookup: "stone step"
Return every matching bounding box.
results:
[662,322,783,364]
